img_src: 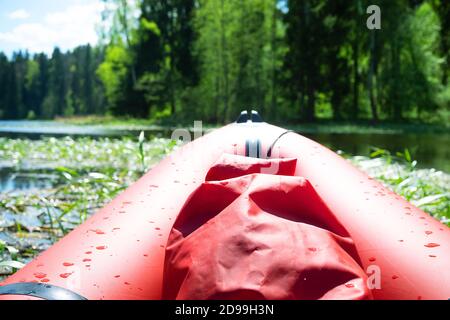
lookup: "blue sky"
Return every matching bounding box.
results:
[0,0,106,56]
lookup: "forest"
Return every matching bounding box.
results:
[0,0,449,124]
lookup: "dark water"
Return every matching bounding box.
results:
[0,169,58,192]
[304,132,450,173]
[0,120,124,138]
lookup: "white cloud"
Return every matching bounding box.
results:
[8,9,30,20]
[0,2,105,55]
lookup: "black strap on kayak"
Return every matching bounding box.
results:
[266,130,294,158]
[0,282,87,300]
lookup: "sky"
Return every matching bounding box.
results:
[0,0,107,57]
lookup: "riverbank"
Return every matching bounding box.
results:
[1,118,449,172]
[54,115,450,134]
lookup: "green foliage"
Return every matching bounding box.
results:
[0,0,449,124]
[0,135,179,237]
[191,0,283,122]
[140,18,161,37]
[0,45,104,120]
[0,135,180,275]
[97,42,131,111]
[350,148,449,225]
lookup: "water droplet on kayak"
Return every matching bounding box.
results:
[345,283,354,288]
[419,217,425,220]
[424,243,440,248]
[124,282,131,285]
[429,255,437,258]
[60,273,72,279]
[95,229,105,234]
[83,258,91,262]
[63,262,74,267]
[40,279,50,283]
[425,231,432,235]
[369,257,376,262]
[174,180,180,183]
[307,247,317,252]
[96,245,107,250]
[114,275,120,278]
[398,240,404,242]
[417,296,422,300]
[34,272,47,279]
[392,275,399,280]
[112,227,120,231]
[143,254,148,257]
[85,265,91,268]
[155,227,160,230]
[85,251,92,254]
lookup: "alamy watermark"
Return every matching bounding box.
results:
[367,5,381,30]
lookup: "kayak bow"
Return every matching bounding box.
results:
[1,111,449,300]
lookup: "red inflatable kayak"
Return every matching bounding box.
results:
[0,111,449,300]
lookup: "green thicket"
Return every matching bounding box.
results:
[0,0,448,123]
[0,45,105,119]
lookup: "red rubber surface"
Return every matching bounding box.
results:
[0,122,449,299]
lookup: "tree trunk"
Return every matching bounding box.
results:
[352,39,359,120]
[120,0,136,86]
[368,31,379,122]
[169,12,176,116]
[305,77,315,122]
[269,2,277,120]
[392,43,402,121]
[220,0,229,123]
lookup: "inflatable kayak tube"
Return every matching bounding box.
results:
[0,111,449,300]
